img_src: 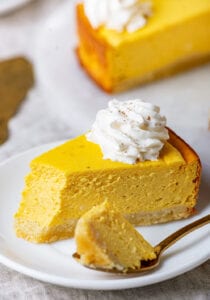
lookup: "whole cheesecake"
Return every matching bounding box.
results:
[75,201,156,271]
[76,0,210,92]
[14,128,201,243]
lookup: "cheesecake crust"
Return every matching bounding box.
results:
[15,205,194,243]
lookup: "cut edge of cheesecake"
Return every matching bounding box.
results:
[14,128,201,243]
[74,201,157,271]
[76,3,210,93]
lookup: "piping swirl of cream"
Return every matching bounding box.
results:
[83,0,152,33]
[86,99,169,164]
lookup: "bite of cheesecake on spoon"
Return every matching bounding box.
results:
[73,201,209,274]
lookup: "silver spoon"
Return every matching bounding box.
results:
[73,214,210,274]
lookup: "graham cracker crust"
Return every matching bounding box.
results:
[15,205,195,243]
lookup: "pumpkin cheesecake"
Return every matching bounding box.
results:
[76,0,210,92]
[14,99,201,243]
[74,201,156,272]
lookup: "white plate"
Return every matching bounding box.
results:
[0,0,31,14]
[34,1,210,137]
[0,143,209,290]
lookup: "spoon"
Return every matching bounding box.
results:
[73,214,210,274]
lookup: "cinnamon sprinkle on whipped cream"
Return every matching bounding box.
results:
[86,99,169,164]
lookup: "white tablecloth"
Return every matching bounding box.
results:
[0,1,209,298]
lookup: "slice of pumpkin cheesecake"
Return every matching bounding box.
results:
[14,99,201,243]
[76,0,210,92]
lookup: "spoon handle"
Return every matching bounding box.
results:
[155,214,210,255]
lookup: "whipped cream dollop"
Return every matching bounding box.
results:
[83,0,152,33]
[86,99,169,164]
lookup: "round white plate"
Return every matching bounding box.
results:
[34,1,210,138]
[0,0,31,14]
[0,143,209,290]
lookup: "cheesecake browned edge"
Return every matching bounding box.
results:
[167,127,202,215]
[76,3,112,92]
